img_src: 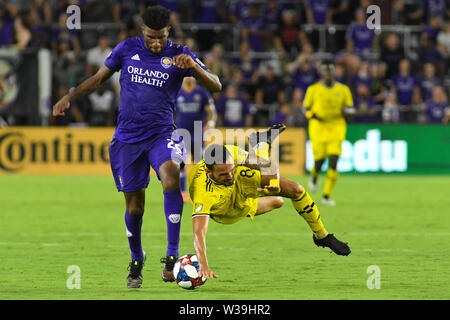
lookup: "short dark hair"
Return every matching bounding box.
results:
[142,5,171,30]
[204,144,232,170]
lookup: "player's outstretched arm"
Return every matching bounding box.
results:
[172,54,222,93]
[192,215,218,279]
[52,66,115,116]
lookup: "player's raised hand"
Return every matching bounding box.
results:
[52,95,70,116]
[199,266,218,279]
[172,54,196,69]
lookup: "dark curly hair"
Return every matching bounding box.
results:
[204,144,233,170]
[141,5,171,30]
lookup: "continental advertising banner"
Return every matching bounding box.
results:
[0,127,307,175]
[0,127,113,175]
[306,124,450,174]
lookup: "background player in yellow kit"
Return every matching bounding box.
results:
[303,60,355,206]
[188,125,351,279]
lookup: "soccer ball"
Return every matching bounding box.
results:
[173,254,207,289]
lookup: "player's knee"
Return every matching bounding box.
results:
[159,161,181,191]
[273,196,284,209]
[161,175,180,191]
[292,183,304,199]
[127,205,144,217]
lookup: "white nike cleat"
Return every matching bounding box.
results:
[321,197,336,206]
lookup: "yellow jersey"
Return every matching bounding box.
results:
[303,81,353,142]
[188,145,262,224]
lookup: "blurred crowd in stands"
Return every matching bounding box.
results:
[0,0,449,126]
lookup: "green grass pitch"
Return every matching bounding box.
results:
[0,174,449,300]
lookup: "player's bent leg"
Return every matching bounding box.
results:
[255,196,284,216]
[158,160,183,282]
[248,123,287,150]
[277,177,329,239]
[123,189,146,288]
[309,158,324,192]
[322,154,339,206]
[279,178,350,255]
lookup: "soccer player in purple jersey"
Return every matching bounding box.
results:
[175,77,217,202]
[52,5,221,288]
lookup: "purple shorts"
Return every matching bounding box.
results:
[109,131,186,192]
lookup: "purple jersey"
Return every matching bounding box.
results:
[422,0,448,21]
[241,16,267,51]
[293,68,319,93]
[0,13,14,47]
[159,0,179,12]
[175,86,212,131]
[354,96,377,123]
[104,37,208,143]
[419,76,442,101]
[193,0,217,23]
[346,23,375,53]
[426,100,448,123]
[216,95,250,127]
[391,74,418,105]
[230,0,250,21]
[233,57,259,80]
[306,0,330,25]
[351,74,373,92]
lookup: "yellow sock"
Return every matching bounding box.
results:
[291,189,328,239]
[323,168,338,197]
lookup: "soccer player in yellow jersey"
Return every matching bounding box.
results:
[303,60,355,206]
[188,125,351,279]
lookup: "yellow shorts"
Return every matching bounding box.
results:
[210,167,262,225]
[311,140,342,161]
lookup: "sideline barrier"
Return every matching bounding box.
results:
[2,125,447,175]
[306,124,450,174]
[0,127,307,175]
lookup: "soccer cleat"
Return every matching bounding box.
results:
[321,197,336,206]
[313,234,351,256]
[126,252,146,288]
[309,176,318,192]
[160,255,177,282]
[248,123,287,149]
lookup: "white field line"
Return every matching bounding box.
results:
[0,232,449,251]
[1,231,450,237]
[0,241,419,253]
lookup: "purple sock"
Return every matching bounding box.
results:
[163,188,183,258]
[180,167,186,192]
[125,211,143,261]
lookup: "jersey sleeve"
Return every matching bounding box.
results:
[192,200,212,218]
[104,40,126,72]
[191,190,217,218]
[303,84,315,109]
[182,46,209,78]
[224,145,249,165]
